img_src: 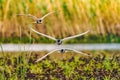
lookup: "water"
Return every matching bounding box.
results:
[0,43,120,52]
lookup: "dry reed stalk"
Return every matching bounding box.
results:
[0,0,120,38]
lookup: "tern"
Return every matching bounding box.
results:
[30,27,89,45]
[36,48,91,62]
[17,11,55,24]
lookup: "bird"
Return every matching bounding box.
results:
[17,11,55,24]
[29,26,89,45]
[36,48,91,62]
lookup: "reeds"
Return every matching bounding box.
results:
[0,0,120,38]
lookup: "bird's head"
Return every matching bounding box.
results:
[60,49,65,53]
[56,39,62,45]
[37,19,42,24]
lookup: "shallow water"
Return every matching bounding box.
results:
[0,43,120,52]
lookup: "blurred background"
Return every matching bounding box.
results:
[0,0,120,43]
[0,1,120,79]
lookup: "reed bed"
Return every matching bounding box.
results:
[0,0,120,39]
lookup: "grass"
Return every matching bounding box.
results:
[0,43,6,80]
[0,0,120,42]
[0,51,120,79]
[0,34,120,43]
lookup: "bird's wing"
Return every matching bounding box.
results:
[62,30,89,41]
[36,49,60,62]
[65,48,91,56]
[17,14,38,20]
[40,11,55,20]
[30,27,57,41]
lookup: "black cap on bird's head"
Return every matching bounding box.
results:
[37,19,42,24]
[60,49,65,53]
[56,39,62,45]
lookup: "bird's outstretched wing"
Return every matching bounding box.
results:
[62,30,89,41]
[40,11,55,20]
[65,48,91,56]
[17,14,38,20]
[36,49,59,62]
[30,27,57,41]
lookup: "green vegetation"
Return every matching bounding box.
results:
[0,34,120,43]
[0,0,120,43]
[0,51,120,79]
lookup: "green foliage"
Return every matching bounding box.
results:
[0,34,120,43]
[0,52,120,79]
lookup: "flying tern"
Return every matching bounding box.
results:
[17,11,55,24]
[36,48,91,62]
[30,27,89,45]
